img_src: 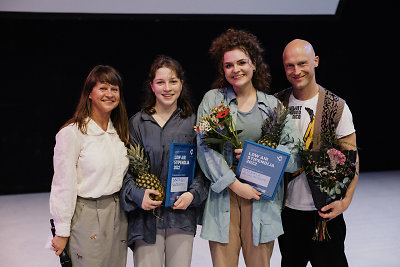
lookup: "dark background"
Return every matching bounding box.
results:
[0,0,394,194]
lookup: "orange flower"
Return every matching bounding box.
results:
[216,109,230,119]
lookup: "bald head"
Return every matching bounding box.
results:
[283,39,315,60]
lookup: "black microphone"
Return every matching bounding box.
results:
[50,219,72,267]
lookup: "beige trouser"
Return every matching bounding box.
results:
[67,193,128,267]
[134,228,194,267]
[209,189,274,267]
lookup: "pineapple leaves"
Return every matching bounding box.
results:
[127,143,165,202]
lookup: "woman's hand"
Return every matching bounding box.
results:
[141,189,162,210]
[234,148,243,160]
[52,235,69,256]
[229,179,261,200]
[172,192,194,210]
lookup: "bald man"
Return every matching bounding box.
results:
[275,39,359,267]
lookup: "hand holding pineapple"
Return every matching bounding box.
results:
[141,189,162,210]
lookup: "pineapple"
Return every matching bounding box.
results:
[257,102,290,149]
[127,143,165,202]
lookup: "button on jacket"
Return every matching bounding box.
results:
[197,87,302,246]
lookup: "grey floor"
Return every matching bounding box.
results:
[1,171,399,267]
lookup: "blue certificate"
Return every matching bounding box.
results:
[165,143,197,207]
[235,140,290,200]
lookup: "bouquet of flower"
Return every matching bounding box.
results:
[195,102,242,152]
[297,133,358,241]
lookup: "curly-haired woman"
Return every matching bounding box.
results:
[196,29,301,267]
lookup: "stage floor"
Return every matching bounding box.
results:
[1,171,399,267]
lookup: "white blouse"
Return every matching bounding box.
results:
[49,118,129,237]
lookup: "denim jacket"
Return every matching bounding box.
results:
[196,87,301,246]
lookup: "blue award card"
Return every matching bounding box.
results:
[165,143,197,207]
[235,140,290,200]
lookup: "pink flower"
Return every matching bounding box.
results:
[326,148,346,169]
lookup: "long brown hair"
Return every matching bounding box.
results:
[61,65,129,145]
[209,28,272,93]
[142,55,193,118]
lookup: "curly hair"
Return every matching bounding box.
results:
[209,28,272,93]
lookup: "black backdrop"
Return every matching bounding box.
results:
[0,1,395,194]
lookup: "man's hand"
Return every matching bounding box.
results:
[319,199,349,220]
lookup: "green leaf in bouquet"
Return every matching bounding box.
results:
[335,186,341,195]
[329,188,335,196]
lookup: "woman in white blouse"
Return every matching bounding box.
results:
[49,65,130,267]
